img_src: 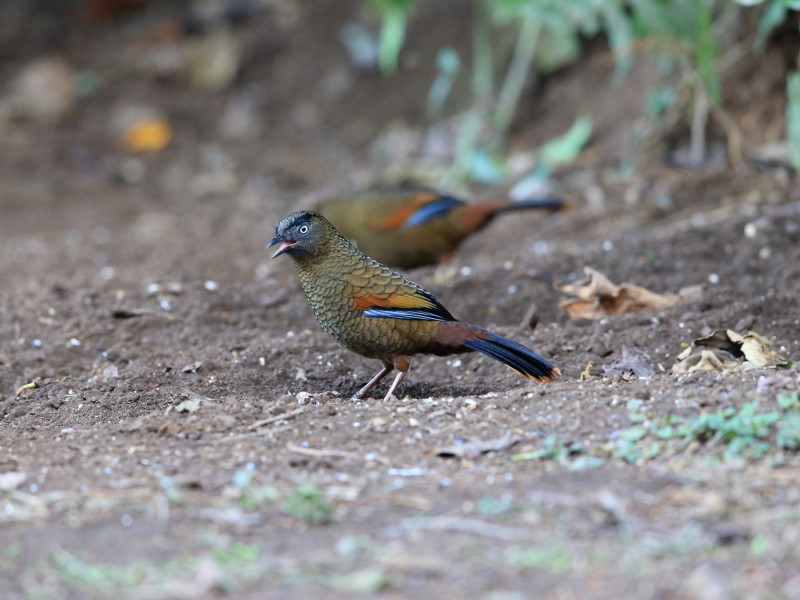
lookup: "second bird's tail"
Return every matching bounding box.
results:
[494,197,569,214]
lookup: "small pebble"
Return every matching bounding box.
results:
[90,227,110,244]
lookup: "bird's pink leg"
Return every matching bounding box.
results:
[383,356,410,401]
[352,362,393,401]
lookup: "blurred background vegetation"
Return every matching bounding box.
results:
[369,0,800,185]
[0,0,798,198]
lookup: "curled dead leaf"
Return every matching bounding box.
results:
[673,328,787,374]
[673,349,729,374]
[558,267,701,320]
[435,432,521,459]
[604,346,654,378]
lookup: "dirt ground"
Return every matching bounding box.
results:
[1,2,800,599]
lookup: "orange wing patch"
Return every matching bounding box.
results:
[354,292,436,312]
[372,194,438,230]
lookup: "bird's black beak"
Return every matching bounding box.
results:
[268,235,295,258]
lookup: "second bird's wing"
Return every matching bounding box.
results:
[369,193,464,231]
[400,195,463,229]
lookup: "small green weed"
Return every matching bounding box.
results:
[212,541,259,568]
[515,393,800,466]
[607,394,800,462]
[231,464,279,510]
[513,433,606,469]
[33,540,263,596]
[475,494,515,517]
[284,483,335,525]
[504,545,572,572]
[48,550,148,591]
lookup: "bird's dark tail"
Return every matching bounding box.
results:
[463,330,560,382]
[432,322,560,382]
[493,197,569,214]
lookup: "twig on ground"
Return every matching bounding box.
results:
[286,442,390,465]
[248,406,306,429]
[392,515,527,541]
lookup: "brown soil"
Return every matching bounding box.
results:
[1,1,799,598]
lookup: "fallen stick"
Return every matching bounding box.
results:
[248,406,306,429]
[286,442,390,465]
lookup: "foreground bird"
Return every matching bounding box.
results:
[314,188,567,269]
[269,211,560,400]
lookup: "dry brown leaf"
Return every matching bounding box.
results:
[672,349,730,374]
[558,267,701,319]
[580,361,593,381]
[121,117,173,152]
[435,432,521,459]
[727,330,784,367]
[673,329,786,374]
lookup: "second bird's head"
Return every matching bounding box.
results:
[269,211,332,261]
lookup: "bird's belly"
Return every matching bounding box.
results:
[310,299,435,360]
[340,317,436,361]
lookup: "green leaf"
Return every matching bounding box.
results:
[776,413,800,449]
[371,0,417,75]
[284,483,334,525]
[787,71,800,170]
[427,47,460,116]
[469,149,506,184]
[569,455,606,470]
[694,1,721,105]
[777,392,799,409]
[754,0,788,49]
[598,1,635,82]
[538,114,593,167]
[618,426,648,442]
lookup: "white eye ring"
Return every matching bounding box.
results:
[299,224,309,234]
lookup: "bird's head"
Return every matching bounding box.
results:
[268,211,331,261]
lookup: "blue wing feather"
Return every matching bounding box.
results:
[363,307,450,321]
[402,196,464,229]
[360,289,456,322]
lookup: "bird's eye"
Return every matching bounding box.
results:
[299,224,309,235]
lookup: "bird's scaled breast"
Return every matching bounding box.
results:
[294,260,436,361]
[295,265,355,335]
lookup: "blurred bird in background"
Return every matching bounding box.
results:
[269,210,560,401]
[313,188,568,269]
